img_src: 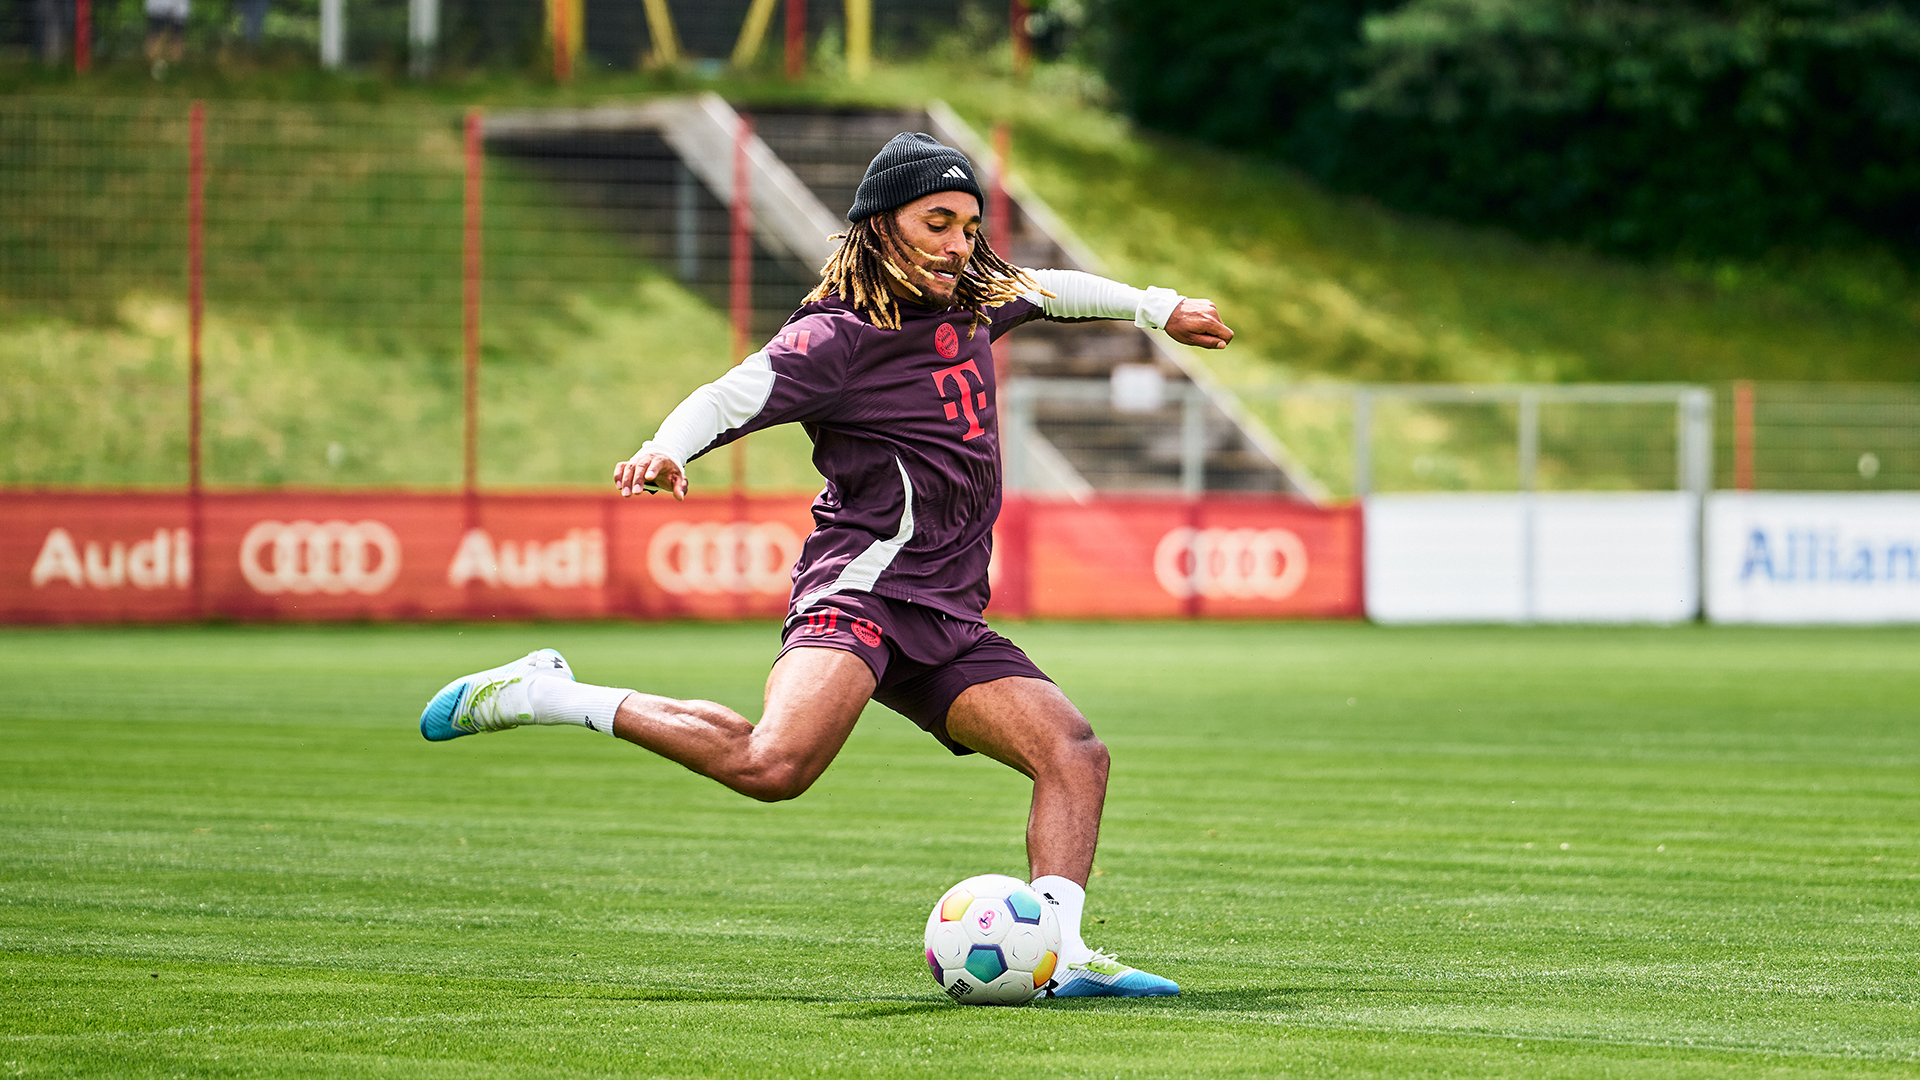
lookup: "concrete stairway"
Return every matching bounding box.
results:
[483,95,836,340]
[483,96,1320,498]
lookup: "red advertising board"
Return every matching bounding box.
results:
[0,493,198,623]
[990,494,1363,619]
[0,492,1360,624]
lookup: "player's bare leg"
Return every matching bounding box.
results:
[945,676,1177,997]
[609,647,874,802]
[943,677,1108,887]
[419,647,872,806]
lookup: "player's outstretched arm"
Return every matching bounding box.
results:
[614,450,687,501]
[1163,298,1233,350]
[1020,269,1232,349]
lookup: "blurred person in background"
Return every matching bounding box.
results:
[240,0,269,46]
[33,0,68,64]
[145,0,187,68]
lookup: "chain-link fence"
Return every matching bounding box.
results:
[1725,382,1920,492]
[0,95,825,492]
[1231,382,1916,498]
[0,0,977,74]
[1003,377,1914,499]
[1007,381,1714,500]
[3,96,1913,501]
[1232,384,1711,499]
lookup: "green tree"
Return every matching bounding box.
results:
[1096,0,1920,255]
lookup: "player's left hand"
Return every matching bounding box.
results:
[614,450,688,501]
[1164,299,1233,350]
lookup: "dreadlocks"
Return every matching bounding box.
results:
[805,213,1051,333]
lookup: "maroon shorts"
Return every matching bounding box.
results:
[777,592,1051,756]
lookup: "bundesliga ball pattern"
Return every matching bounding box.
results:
[923,874,1062,1006]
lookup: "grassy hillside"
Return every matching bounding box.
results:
[1,61,1914,492]
[932,75,1920,387]
[0,281,816,492]
[0,96,815,492]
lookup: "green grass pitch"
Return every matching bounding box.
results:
[3,621,1916,1078]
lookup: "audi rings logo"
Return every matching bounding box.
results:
[240,519,402,596]
[647,521,802,596]
[1154,527,1310,601]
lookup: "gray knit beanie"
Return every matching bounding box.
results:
[847,132,984,223]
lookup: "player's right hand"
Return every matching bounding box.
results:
[615,451,688,501]
[1164,298,1234,350]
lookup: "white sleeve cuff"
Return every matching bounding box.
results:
[1023,268,1184,329]
[1135,286,1182,330]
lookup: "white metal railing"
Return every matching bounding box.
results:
[1006,378,1715,499]
[1305,382,1716,497]
[1004,378,1218,497]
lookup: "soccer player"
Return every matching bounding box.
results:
[420,132,1233,998]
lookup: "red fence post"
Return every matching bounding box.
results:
[553,0,572,82]
[74,0,91,73]
[188,100,205,615]
[990,124,1013,258]
[989,124,1013,390]
[462,105,486,616]
[1733,379,1754,492]
[463,110,483,514]
[730,115,753,363]
[1010,0,1029,75]
[990,123,1011,248]
[730,113,754,500]
[784,0,805,80]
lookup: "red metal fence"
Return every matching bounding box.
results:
[1,492,1362,624]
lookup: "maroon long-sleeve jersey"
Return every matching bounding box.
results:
[667,294,1043,622]
[642,269,1176,622]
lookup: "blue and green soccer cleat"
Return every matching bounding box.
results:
[1042,951,1179,998]
[418,648,573,742]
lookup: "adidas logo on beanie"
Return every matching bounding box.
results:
[847,132,984,222]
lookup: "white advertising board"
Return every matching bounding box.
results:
[1705,493,1920,624]
[1366,493,1698,624]
[1366,495,1526,622]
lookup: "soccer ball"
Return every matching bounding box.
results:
[924,874,1062,1005]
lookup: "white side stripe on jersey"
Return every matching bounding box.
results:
[790,456,916,613]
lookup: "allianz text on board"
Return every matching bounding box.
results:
[1707,493,1920,623]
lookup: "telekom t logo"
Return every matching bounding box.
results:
[932,359,990,441]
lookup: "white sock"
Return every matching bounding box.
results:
[1030,875,1091,964]
[527,677,632,737]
